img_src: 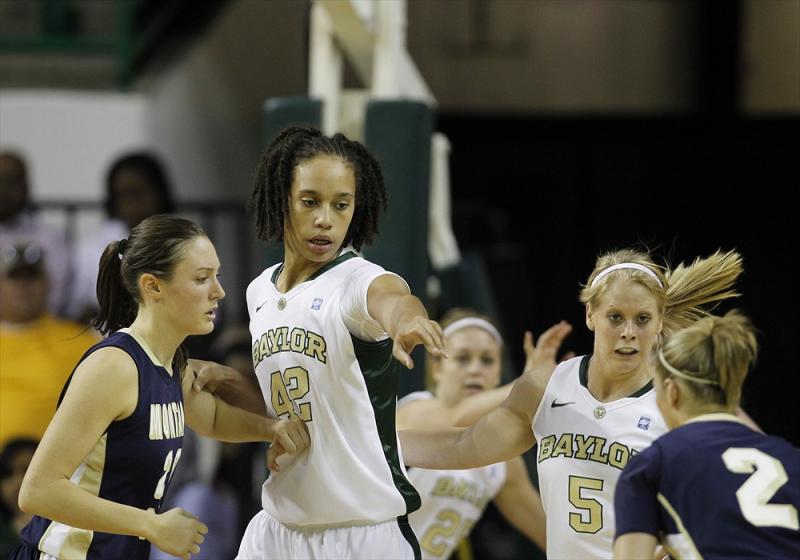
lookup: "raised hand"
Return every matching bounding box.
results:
[522,320,573,375]
[392,316,447,369]
[148,507,208,560]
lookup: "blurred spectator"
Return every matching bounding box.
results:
[0,242,99,448]
[0,438,37,558]
[0,151,71,315]
[67,151,175,321]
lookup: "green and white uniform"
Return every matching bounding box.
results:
[400,391,506,560]
[532,355,666,559]
[237,251,420,559]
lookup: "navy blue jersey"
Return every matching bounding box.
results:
[615,413,800,559]
[20,330,185,560]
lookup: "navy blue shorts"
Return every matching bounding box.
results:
[8,542,40,560]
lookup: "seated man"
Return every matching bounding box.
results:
[0,242,99,448]
[0,152,70,315]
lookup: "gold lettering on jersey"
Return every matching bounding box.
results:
[607,442,629,469]
[551,433,573,458]
[537,433,635,471]
[589,436,609,463]
[253,327,328,367]
[431,476,492,509]
[574,434,594,460]
[149,402,185,440]
[538,435,556,461]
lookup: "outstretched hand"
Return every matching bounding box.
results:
[522,320,573,374]
[392,316,447,369]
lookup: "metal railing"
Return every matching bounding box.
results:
[0,0,205,87]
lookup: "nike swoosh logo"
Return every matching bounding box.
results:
[255,301,267,313]
[551,399,576,408]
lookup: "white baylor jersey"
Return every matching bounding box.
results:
[532,355,667,559]
[248,252,420,526]
[400,392,507,560]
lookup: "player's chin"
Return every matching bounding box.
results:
[194,317,216,335]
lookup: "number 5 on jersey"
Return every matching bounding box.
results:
[271,366,313,421]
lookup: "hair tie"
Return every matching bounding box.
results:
[590,262,663,289]
[118,238,128,260]
[443,317,503,346]
[658,349,719,386]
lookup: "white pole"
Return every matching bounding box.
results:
[309,1,342,134]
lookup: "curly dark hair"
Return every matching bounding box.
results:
[249,126,388,251]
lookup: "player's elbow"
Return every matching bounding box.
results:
[18,475,43,515]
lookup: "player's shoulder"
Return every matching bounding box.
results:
[246,264,281,305]
[398,390,434,408]
[336,253,388,280]
[548,354,588,387]
[68,345,139,398]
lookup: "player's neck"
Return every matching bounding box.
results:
[587,356,653,402]
[128,314,179,371]
[277,252,332,292]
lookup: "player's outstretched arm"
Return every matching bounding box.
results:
[18,349,208,559]
[366,274,446,369]
[400,373,538,470]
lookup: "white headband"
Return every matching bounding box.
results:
[590,263,663,288]
[658,349,720,386]
[443,318,503,347]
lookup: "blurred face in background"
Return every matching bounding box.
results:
[0,250,49,324]
[111,167,166,229]
[433,325,502,405]
[0,444,35,516]
[0,155,28,223]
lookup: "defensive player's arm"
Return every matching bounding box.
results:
[366,274,446,369]
[182,368,309,453]
[493,456,547,551]
[189,358,266,416]
[396,384,515,431]
[613,533,658,559]
[398,322,570,429]
[399,369,541,469]
[18,348,207,558]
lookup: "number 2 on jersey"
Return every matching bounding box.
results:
[271,366,312,421]
[420,509,475,557]
[722,447,799,530]
[153,448,182,500]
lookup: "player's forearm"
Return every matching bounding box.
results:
[399,426,469,469]
[19,477,155,540]
[384,294,428,340]
[401,407,531,470]
[205,398,275,442]
[451,381,515,427]
[613,533,658,559]
[190,360,266,416]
